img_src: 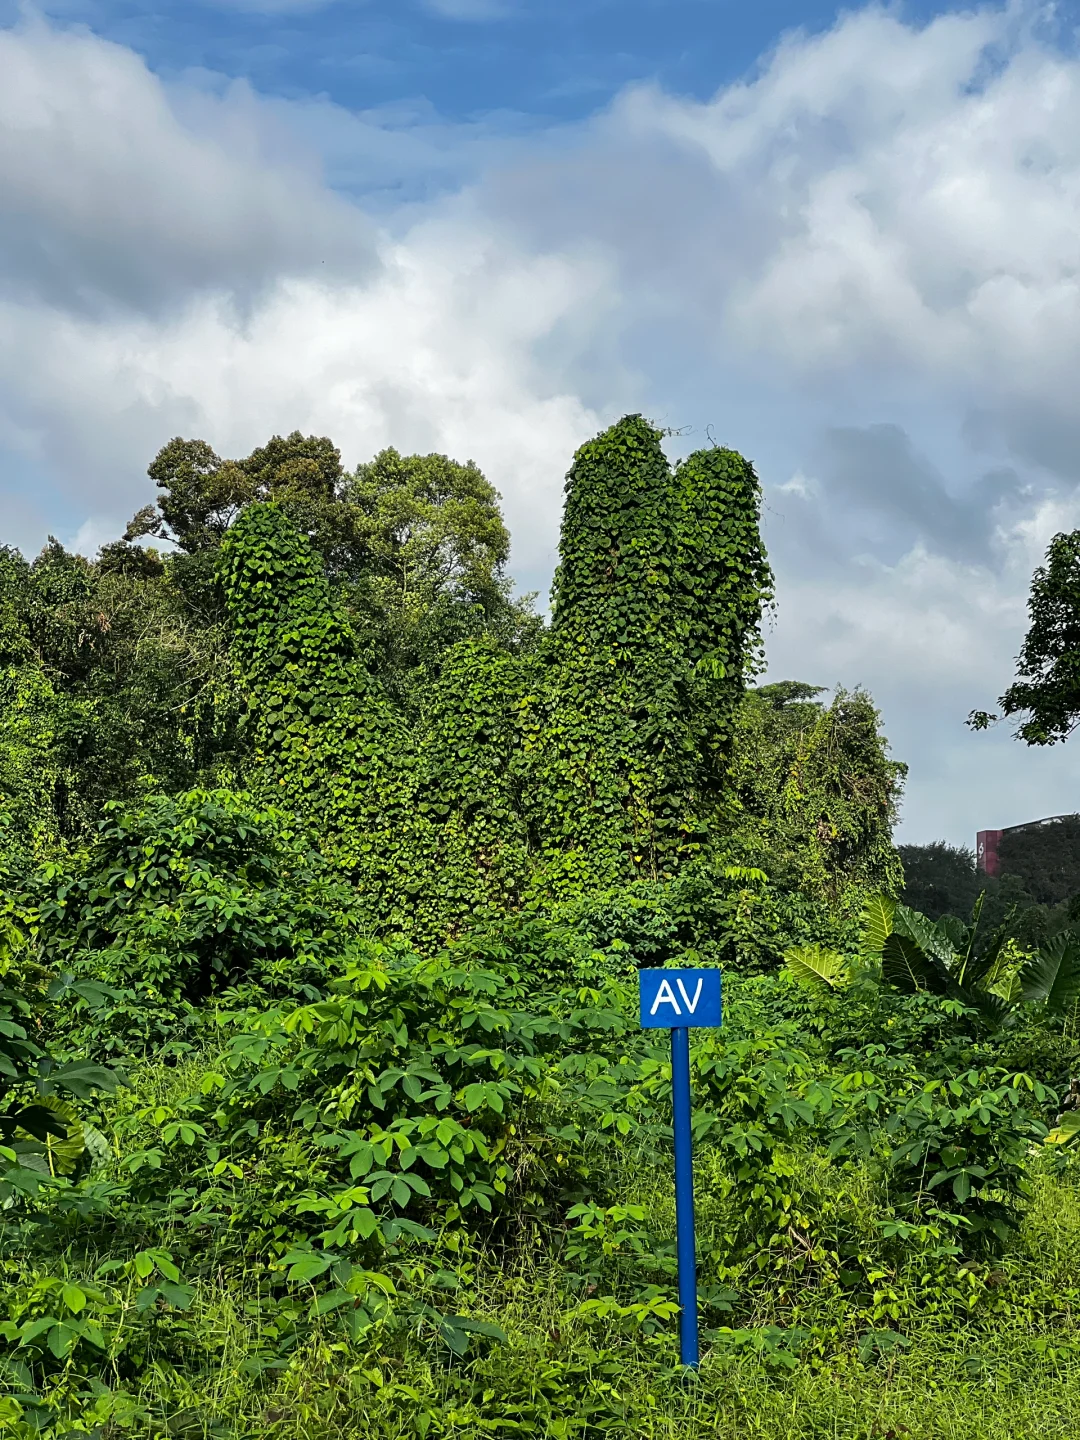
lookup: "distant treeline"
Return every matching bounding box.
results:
[900,815,1080,938]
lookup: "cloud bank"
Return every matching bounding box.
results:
[3,4,1080,843]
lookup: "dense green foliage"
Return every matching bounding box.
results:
[2,415,1078,1437]
[212,415,782,935]
[729,682,906,900]
[900,827,1080,941]
[997,818,1080,908]
[971,530,1080,745]
[899,842,986,922]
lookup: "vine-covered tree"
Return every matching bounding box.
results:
[1,413,904,945]
[216,414,775,929]
[725,681,906,900]
[528,415,773,889]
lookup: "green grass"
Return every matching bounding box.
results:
[64,1258,1080,1439]
[21,1153,1080,1440]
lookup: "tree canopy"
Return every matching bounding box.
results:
[971,529,1080,744]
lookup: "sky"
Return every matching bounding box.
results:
[2,0,1080,847]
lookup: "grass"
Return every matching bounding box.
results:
[20,1149,1080,1440]
[76,1261,1080,1439]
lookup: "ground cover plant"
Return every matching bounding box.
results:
[1,417,1079,1438]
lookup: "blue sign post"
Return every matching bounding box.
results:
[638,967,722,1369]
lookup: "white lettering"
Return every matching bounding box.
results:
[649,978,682,1016]
[676,977,704,1014]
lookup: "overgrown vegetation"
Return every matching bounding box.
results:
[1,417,1077,1438]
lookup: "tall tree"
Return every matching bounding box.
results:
[525,415,773,887]
[725,681,906,900]
[126,432,347,559]
[970,529,1080,744]
[128,432,535,707]
[0,535,238,850]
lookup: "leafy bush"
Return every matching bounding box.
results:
[0,881,120,1233]
[35,789,362,1057]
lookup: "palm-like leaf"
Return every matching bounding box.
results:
[950,982,1012,1031]
[1021,934,1080,1016]
[935,914,968,953]
[965,930,1010,991]
[783,945,850,995]
[873,901,1018,1031]
[982,964,1023,1005]
[29,1096,86,1178]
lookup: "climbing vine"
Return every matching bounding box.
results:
[218,416,773,937]
[218,505,528,942]
[724,682,906,901]
[523,416,772,890]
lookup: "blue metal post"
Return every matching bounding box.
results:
[670,1025,699,1368]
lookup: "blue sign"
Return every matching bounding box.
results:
[638,966,722,1369]
[638,967,721,1029]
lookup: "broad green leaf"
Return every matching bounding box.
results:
[438,1319,470,1357]
[61,1284,86,1315]
[452,1317,507,1342]
[11,1103,68,1144]
[49,1060,120,1100]
[47,1322,79,1360]
[1047,1111,1080,1147]
[35,1097,85,1177]
[952,983,1011,1031]
[18,1317,57,1346]
[1021,934,1080,1015]
[881,933,945,994]
[312,1288,354,1316]
[156,1255,180,1283]
[783,945,850,995]
[158,1282,194,1310]
[894,905,958,971]
[285,1251,335,1284]
[859,895,895,959]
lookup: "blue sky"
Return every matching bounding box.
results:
[4,0,1080,845]
[3,1,994,131]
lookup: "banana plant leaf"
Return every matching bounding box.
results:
[860,895,895,959]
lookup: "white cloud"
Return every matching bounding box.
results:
[0,212,613,577]
[0,17,375,314]
[609,5,1080,477]
[227,90,539,209]
[761,490,1080,842]
[0,17,610,578]
[5,6,1080,843]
